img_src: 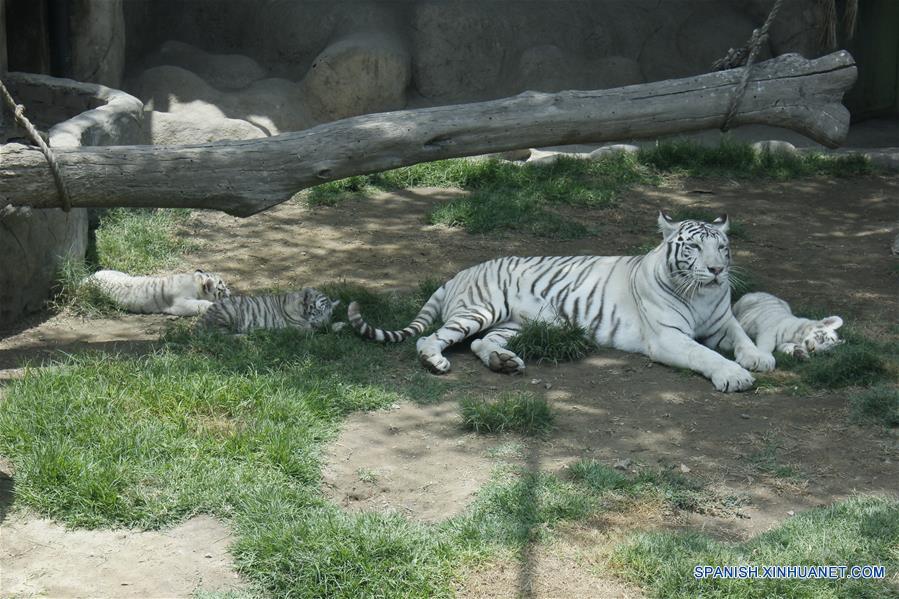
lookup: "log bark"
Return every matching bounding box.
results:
[1,51,856,217]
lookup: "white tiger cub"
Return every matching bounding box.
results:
[199,288,340,334]
[349,212,774,392]
[731,292,843,359]
[84,269,230,316]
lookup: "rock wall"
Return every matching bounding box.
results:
[122,0,826,141]
[0,75,144,327]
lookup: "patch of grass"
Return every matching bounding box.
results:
[307,141,873,239]
[612,495,899,598]
[760,328,897,393]
[447,468,596,549]
[792,339,889,390]
[746,434,802,480]
[506,319,596,365]
[94,208,197,274]
[0,284,463,596]
[50,257,122,317]
[568,460,746,516]
[639,138,875,180]
[850,385,899,428]
[356,468,380,484]
[459,392,554,435]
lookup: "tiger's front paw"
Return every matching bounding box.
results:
[711,363,755,393]
[735,346,775,372]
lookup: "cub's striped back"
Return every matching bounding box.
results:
[201,288,338,334]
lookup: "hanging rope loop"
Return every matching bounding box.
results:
[0,78,73,212]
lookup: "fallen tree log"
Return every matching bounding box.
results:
[1,51,856,217]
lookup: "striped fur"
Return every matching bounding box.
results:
[349,212,775,392]
[200,288,339,334]
[731,292,843,359]
[84,269,230,316]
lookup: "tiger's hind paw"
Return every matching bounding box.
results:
[487,350,526,375]
[420,353,451,374]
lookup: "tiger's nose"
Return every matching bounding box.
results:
[708,266,724,275]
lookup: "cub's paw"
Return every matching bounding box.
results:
[711,363,755,393]
[419,352,451,374]
[487,349,526,374]
[735,346,776,372]
[780,343,809,360]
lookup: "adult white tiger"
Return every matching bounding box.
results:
[349,212,775,392]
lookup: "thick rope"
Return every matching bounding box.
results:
[0,78,73,212]
[713,0,785,132]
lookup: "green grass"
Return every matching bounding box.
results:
[309,154,658,239]
[568,460,746,516]
[506,319,596,365]
[94,208,197,274]
[51,257,122,317]
[459,392,554,435]
[746,434,803,480]
[306,140,873,239]
[758,328,897,393]
[612,495,899,598]
[850,385,899,428]
[638,138,874,180]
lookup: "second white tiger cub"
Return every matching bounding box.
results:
[200,288,340,334]
[732,292,843,359]
[85,269,230,315]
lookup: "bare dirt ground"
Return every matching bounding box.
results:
[1,176,897,597]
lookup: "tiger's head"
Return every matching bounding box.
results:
[657,211,731,292]
[194,270,231,301]
[286,289,341,330]
[801,316,844,354]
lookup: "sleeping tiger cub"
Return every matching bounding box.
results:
[349,212,774,392]
[199,288,340,334]
[731,292,843,359]
[84,269,230,316]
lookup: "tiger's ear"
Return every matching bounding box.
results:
[821,316,843,330]
[202,277,215,294]
[657,210,678,237]
[711,214,730,234]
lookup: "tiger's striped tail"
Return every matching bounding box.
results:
[348,286,446,343]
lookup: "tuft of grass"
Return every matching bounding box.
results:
[94,208,197,274]
[612,495,899,598]
[568,459,746,516]
[459,392,554,435]
[639,138,875,180]
[850,385,899,428]
[51,257,121,317]
[793,342,889,390]
[746,434,802,480]
[506,320,596,365]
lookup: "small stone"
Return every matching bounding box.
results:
[787,510,795,516]
[530,378,542,385]
[679,463,691,473]
[544,382,552,390]
[740,413,750,419]
[204,553,213,558]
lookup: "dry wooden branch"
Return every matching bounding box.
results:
[1,51,856,217]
